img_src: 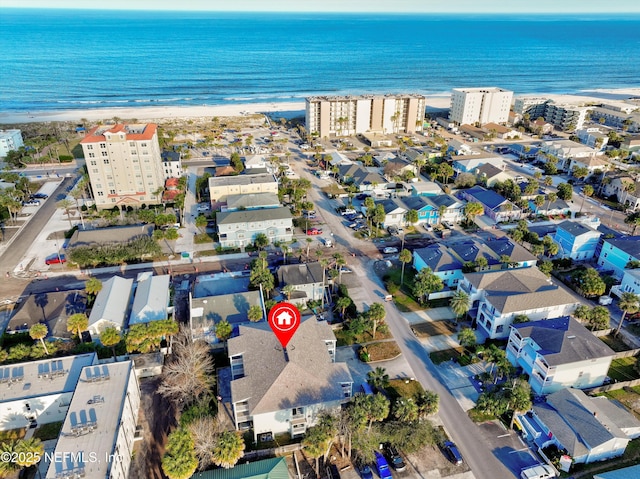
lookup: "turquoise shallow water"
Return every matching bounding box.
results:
[1,9,639,112]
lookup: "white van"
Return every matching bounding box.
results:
[520,464,557,479]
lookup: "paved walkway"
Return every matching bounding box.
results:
[435,360,489,412]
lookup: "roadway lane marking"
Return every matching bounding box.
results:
[509,448,531,454]
[497,433,511,438]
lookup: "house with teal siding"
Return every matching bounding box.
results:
[553,220,602,260]
[597,236,640,279]
[401,196,438,224]
[484,237,538,268]
[413,244,464,289]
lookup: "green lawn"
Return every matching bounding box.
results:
[429,347,472,366]
[33,421,63,441]
[599,334,631,352]
[366,341,401,362]
[386,378,426,401]
[608,357,640,382]
[334,328,392,347]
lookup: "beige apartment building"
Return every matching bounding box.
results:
[449,87,513,125]
[80,124,164,210]
[305,94,425,138]
[208,173,279,204]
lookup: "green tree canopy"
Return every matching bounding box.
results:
[211,431,245,469]
[162,428,198,479]
[412,267,443,305]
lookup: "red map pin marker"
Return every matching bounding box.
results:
[268,302,301,348]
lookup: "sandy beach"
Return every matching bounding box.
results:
[1,88,638,125]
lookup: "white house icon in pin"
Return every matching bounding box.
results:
[276,311,293,326]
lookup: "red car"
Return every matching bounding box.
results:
[307,228,322,235]
[45,255,66,265]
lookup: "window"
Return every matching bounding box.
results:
[99,143,106,148]
[89,154,95,159]
[129,142,135,147]
[90,160,96,165]
[87,145,93,150]
[97,191,104,196]
[131,150,137,155]
[102,152,108,158]
[141,143,147,147]
[109,189,116,194]
[292,407,304,416]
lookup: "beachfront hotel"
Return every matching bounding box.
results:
[0,129,24,157]
[305,94,426,138]
[449,87,513,125]
[80,124,164,210]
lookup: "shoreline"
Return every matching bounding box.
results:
[1,88,639,125]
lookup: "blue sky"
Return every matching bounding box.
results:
[3,0,640,13]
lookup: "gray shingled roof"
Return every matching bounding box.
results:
[513,316,614,366]
[476,163,504,178]
[425,194,462,209]
[216,206,292,225]
[401,196,430,211]
[604,236,640,258]
[209,172,277,187]
[377,198,407,215]
[533,388,630,458]
[413,244,462,272]
[68,224,154,249]
[449,240,500,265]
[465,268,578,314]
[229,318,352,415]
[277,263,324,286]
[484,237,537,263]
[225,192,280,210]
[191,290,263,327]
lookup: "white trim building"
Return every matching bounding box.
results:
[449,87,513,125]
[88,276,134,340]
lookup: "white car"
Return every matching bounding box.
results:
[598,295,613,305]
[383,247,398,254]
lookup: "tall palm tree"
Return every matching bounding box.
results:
[336,296,351,318]
[57,198,75,229]
[579,185,594,214]
[211,431,245,469]
[616,292,640,336]
[29,323,49,355]
[450,290,470,321]
[399,249,412,285]
[67,313,88,342]
[248,304,263,322]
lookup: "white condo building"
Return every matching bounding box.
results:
[80,124,164,210]
[449,87,513,125]
[0,129,24,157]
[305,94,425,138]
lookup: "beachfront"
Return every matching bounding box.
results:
[1,88,639,125]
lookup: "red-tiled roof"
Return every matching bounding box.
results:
[81,124,157,143]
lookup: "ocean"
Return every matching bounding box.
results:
[1,9,639,113]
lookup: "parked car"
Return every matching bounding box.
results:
[307,228,322,235]
[22,200,40,206]
[374,452,392,479]
[341,208,356,216]
[45,254,66,265]
[520,464,557,479]
[383,247,398,254]
[31,193,49,199]
[387,225,399,235]
[304,213,317,219]
[443,441,463,465]
[598,295,613,305]
[383,443,406,472]
[340,267,353,274]
[356,193,370,200]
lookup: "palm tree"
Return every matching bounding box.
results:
[367,303,386,339]
[580,185,594,214]
[616,292,640,336]
[336,296,351,318]
[457,327,476,352]
[248,304,263,322]
[15,437,44,469]
[57,198,75,229]
[29,323,49,355]
[282,284,295,301]
[212,431,245,469]
[399,249,412,285]
[0,441,21,477]
[101,326,121,361]
[367,367,390,392]
[85,277,103,296]
[464,201,484,225]
[450,290,470,321]
[545,192,557,215]
[67,313,88,342]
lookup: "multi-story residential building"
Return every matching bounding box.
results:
[413,238,537,296]
[424,194,466,224]
[0,129,24,157]
[208,173,278,205]
[223,192,281,212]
[553,220,602,260]
[80,124,164,210]
[161,150,182,178]
[305,94,425,138]
[602,175,640,210]
[46,360,141,479]
[459,186,522,223]
[597,236,640,279]
[612,268,640,298]
[277,263,327,307]
[576,127,610,150]
[216,207,293,249]
[590,105,640,133]
[543,103,591,131]
[88,276,134,341]
[229,317,353,442]
[449,87,513,125]
[513,97,550,119]
[506,316,614,394]
[458,267,580,340]
[451,152,503,173]
[400,196,438,224]
[538,139,599,171]
[0,353,98,431]
[622,136,640,152]
[517,388,640,467]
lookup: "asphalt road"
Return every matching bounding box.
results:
[0,176,75,287]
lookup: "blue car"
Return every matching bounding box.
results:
[358,463,373,479]
[443,441,463,465]
[375,452,393,479]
